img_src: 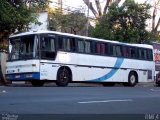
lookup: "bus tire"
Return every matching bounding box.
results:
[31,81,45,87]
[128,72,137,87]
[56,68,70,87]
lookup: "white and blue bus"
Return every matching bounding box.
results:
[6,30,155,87]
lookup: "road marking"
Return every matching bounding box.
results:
[150,89,160,92]
[0,90,7,94]
[78,99,133,104]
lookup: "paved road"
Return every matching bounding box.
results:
[0,85,160,115]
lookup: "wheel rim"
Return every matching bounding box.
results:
[130,75,136,84]
[59,70,69,84]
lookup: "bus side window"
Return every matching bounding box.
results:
[70,38,76,52]
[110,44,114,56]
[147,49,153,61]
[113,45,116,56]
[58,36,76,52]
[85,41,91,53]
[96,43,101,54]
[65,38,71,51]
[101,43,105,55]
[61,37,70,51]
[129,47,136,58]
[58,36,69,51]
[116,45,122,57]
[138,48,147,60]
[143,49,147,60]
[141,49,145,59]
[41,35,56,59]
[58,36,64,50]
[105,43,109,55]
[123,46,129,58]
[110,44,122,57]
[138,48,141,59]
[78,39,85,53]
[76,39,91,53]
[95,43,107,55]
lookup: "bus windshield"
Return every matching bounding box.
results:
[9,35,39,60]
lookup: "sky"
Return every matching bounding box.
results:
[63,0,84,8]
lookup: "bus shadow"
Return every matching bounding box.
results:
[5,82,140,87]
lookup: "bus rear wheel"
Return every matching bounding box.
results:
[56,68,70,87]
[31,81,45,87]
[128,72,137,87]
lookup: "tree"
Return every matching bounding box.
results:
[83,0,121,19]
[151,0,160,33]
[48,8,88,35]
[147,0,160,41]
[92,0,151,43]
[0,0,49,51]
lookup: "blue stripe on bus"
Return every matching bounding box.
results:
[88,58,124,82]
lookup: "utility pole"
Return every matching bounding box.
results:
[86,0,90,36]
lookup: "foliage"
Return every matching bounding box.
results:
[48,8,87,35]
[92,0,151,43]
[0,0,49,51]
[148,32,160,42]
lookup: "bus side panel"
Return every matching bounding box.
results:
[71,56,127,82]
[123,59,154,83]
[70,53,93,81]
[89,67,126,82]
[40,61,59,81]
[89,56,126,82]
[71,66,92,81]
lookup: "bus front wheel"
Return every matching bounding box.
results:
[56,68,70,87]
[128,72,137,87]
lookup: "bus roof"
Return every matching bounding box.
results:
[10,30,153,49]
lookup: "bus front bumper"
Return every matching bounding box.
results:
[5,72,40,81]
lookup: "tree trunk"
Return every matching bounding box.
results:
[103,0,112,15]
[95,0,102,16]
[152,7,156,31]
[151,0,160,34]
[83,0,121,19]
[83,0,99,18]
[0,52,10,85]
[154,17,160,33]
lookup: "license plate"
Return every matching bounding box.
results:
[15,75,20,78]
